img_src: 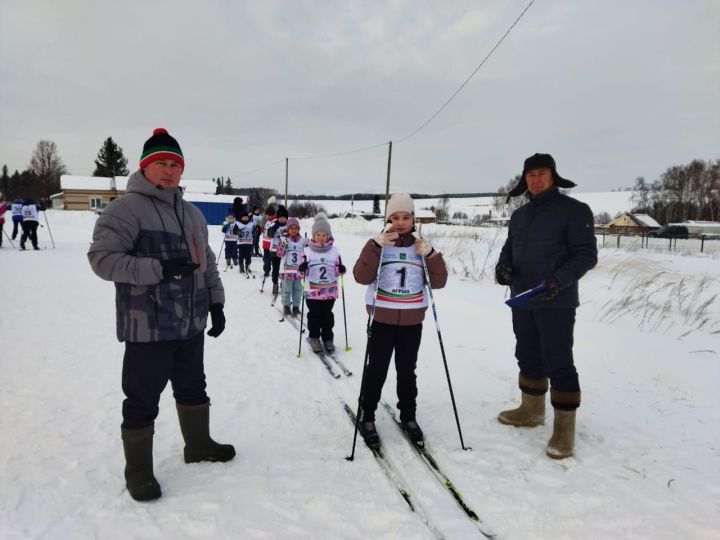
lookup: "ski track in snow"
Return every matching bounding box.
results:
[1,210,719,540]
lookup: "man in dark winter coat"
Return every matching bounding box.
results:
[88,128,235,502]
[495,153,597,459]
[232,196,247,220]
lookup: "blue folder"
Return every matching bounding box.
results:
[504,283,548,308]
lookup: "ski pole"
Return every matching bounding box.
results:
[2,226,16,249]
[416,231,471,451]
[297,278,306,358]
[347,224,390,461]
[339,257,351,352]
[42,210,55,248]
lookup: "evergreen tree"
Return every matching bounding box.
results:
[224,177,233,193]
[373,194,380,214]
[0,165,9,197]
[216,178,222,194]
[93,137,129,177]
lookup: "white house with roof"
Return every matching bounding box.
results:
[57,175,246,224]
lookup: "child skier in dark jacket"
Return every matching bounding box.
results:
[352,193,447,446]
[221,211,240,268]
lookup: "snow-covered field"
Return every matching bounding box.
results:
[1,210,719,540]
[292,191,635,220]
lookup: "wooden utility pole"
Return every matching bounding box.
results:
[284,158,289,208]
[384,141,392,219]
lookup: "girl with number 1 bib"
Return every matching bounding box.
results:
[352,193,448,447]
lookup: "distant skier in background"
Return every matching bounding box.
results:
[221,210,240,268]
[0,192,8,247]
[19,197,42,250]
[268,205,289,297]
[298,213,346,353]
[495,153,597,459]
[236,209,255,274]
[353,193,447,447]
[10,198,24,239]
[251,206,262,256]
[232,196,247,220]
[276,216,306,317]
[260,205,277,279]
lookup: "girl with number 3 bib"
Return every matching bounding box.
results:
[352,193,448,447]
[276,217,306,317]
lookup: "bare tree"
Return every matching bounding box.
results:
[29,140,67,199]
[493,175,525,217]
[435,194,450,221]
[631,176,650,212]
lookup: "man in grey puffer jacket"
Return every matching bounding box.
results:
[88,128,234,502]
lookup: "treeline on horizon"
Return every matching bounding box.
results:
[282,192,499,200]
[2,135,718,226]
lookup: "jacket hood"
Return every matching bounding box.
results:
[126,169,183,206]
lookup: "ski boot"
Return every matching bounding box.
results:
[309,338,323,353]
[292,306,301,318]
[357,415,380,449]
[283,305,292,317]
[324,340,335,353]
[225,258,232,269]
[400,420,424,446]
[272,283,279,296]
[237,263,244,274]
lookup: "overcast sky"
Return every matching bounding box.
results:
[1,0,718,194]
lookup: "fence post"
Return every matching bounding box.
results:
[701,234,705,254]
[616,234,620,248]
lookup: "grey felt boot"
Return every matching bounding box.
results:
[546,409,576,459]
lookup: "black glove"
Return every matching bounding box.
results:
[338,264,347,275]
[207,303,225,338]
[161,258,199,280]
[495,262,513,286]
[298,261,308,273]
[535,277,560,301]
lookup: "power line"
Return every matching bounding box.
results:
[229,0,535,178]
[395,0,536,144]
[231,159,285,178]
[290,141,388,161]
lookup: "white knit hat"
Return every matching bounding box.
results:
[312,212,332,237]
[267,195,277,206]
[385,193,414,218]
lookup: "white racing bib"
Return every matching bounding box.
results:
[365,245,427,309]
[304,246,339,298]
[223,223,239,241]
[281,238,305,274]
[237,222,254,244]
